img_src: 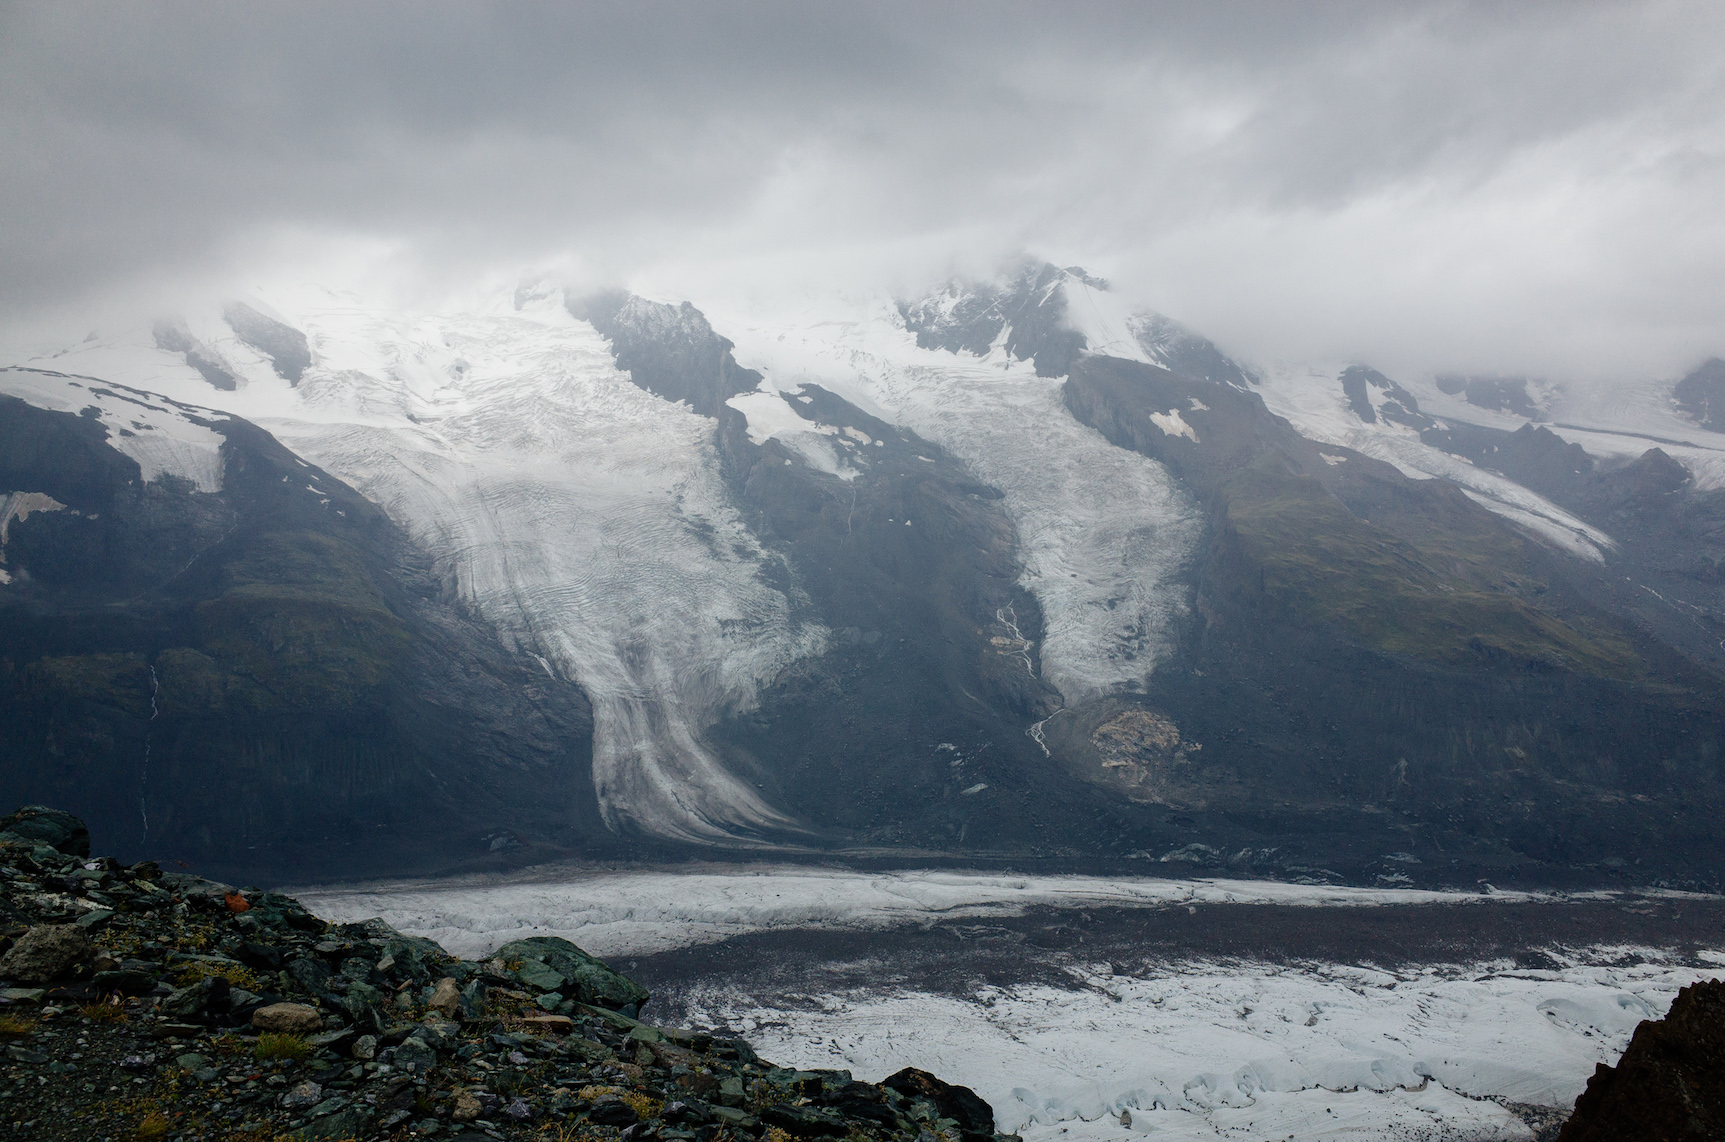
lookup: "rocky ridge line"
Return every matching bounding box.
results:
[0,806,1011,1142]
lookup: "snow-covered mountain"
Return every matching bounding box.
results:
[3,261,1724,882]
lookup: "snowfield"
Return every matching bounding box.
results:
[1253,361,1619,563]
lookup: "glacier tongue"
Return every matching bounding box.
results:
[18,292,826,844]
[262,299,825,842]
[702,295,1204,706]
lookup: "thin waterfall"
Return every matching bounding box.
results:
[141,664,158,842]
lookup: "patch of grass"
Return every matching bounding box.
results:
[254,1032,312,1061]
[1218,465,1644,677]
[136,1110,172,1142]
[0,1015,35,1037]
[81,1001,127,1023]
[619,1091,664,1120]
[172,960,263,991]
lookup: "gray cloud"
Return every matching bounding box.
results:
[2,1,1722,379]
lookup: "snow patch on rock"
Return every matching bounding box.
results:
[0,369,228,492]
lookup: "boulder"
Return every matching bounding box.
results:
[253,1002,324,1034]
[0,924,88,983]
[428,976,462,1018]
[494,936,649,1011]
[0,807,90,857]
[394,1035,436,1076]
[882,1067,996,1136]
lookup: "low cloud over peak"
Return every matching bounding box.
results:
[2,1,1722,382]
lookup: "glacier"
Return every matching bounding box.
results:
[696,292,1205,705]
[296,864,1725,1142]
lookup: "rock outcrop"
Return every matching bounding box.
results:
[1556,978,1725,1141]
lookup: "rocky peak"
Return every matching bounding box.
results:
[569,291,763,417]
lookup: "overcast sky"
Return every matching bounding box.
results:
[3,1,1722,380]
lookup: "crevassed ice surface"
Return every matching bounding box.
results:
[5,293,826,844]
[687,955,1706,1142]
[702,294,1204,706]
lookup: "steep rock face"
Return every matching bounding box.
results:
[0,370,602,881]
[571,291,763,417]
[899,260,1087,377]
[1063,355,1725,877]
[1338,365,1433,429]
[1674,357,1725,431]
[710,383,1090,851]
[1557,979,1725,1141]
[898,260,1255,387]
[221,301,311,384]
[1434,373,1548,419]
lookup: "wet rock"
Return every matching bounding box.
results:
[88,968,155,995]
[458,977,486,1016]
[289,1104,376,1141]
[253,1002,323,1034]
[588,1095,639,1127]
[394,1035,436,1076]
[762,1103,851,1136]
[161,976,228,1019]
[0,924,87,983]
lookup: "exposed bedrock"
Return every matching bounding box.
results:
[1061,356,1725,878]
[707,382,1079,851]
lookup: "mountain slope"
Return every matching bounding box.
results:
[0,368,602,881]
[3,264,1723,885]
[1063,356,1725,878]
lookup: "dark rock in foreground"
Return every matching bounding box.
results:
[1557,979,1725,1141]
[0,807,1013,1142]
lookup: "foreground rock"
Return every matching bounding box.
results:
[0,805,1016,1142]
[1556,979,1725,1141]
